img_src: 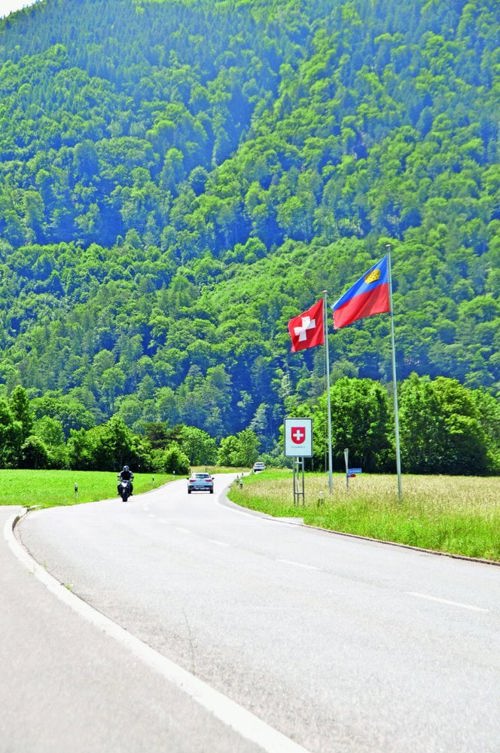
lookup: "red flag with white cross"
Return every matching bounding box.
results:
[287,299,324,352]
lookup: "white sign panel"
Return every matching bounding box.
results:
[284,418,313,457]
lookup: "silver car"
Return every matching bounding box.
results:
[187,472,214,494]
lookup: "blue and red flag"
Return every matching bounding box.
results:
[332,256,390,329]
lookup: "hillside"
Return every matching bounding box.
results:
[0,0,498,442]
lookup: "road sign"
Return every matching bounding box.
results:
[284,418,313,457]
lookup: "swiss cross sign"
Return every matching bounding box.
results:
[284,418,313,457]
[291,426,306,445]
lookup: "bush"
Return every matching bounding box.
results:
[162,444,190,475]
[20,436,50,469]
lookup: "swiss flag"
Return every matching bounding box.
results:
[288,299,324,352]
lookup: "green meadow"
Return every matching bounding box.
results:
[229,470,500,562]
[0,469,171,509]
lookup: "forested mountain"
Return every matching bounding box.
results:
[0,0,498,446]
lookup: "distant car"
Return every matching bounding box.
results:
[187,472,214,494]
[253,461,266,472]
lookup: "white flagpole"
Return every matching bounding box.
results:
[386,245,402,500]
[323,290,333,493]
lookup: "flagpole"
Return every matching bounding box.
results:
[323,290,333,493]
[386,245,402,500]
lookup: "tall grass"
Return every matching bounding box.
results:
[230,470,500,561]
[0,469,171,508]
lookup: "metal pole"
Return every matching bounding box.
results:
[293,458,297,505]
[301,456,305,505]
[323,290,333,493]
[293,456,305,505]
[386,245,402,500]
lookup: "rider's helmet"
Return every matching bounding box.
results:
[123,465,129,472]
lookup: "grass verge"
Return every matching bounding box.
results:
[229,470,500,561]
[0,469,172,509]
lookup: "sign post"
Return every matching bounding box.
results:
[292,456,304,506]
[285,418,313,506]
[344,449,363,488]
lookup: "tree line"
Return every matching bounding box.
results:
[1,377,497,476]
[292,374,499,476]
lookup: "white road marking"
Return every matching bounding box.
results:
[5,513,313,753]
[175,526,191,534]
[208,539,230,548]
[277,558,319,571]
[407,591,489,613]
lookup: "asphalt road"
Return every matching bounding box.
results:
[3,475,500,753]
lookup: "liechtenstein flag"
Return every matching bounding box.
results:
[332,256,390,329]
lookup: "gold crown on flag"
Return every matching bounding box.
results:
[365,268,381,284]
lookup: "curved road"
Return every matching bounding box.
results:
[2,475,500,753]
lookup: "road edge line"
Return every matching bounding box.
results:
[4,511,313,753]
[220,492,499,566]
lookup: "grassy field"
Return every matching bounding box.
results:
[229,470,500,561]
[0,469,172,508]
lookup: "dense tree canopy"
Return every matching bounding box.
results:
[294,374,499,475]
[0,0,497,456]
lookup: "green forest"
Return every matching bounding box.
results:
[0,0,498,473]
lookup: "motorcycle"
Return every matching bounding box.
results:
[117,478,132,502]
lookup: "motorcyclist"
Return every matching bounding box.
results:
[117,465,134,496]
